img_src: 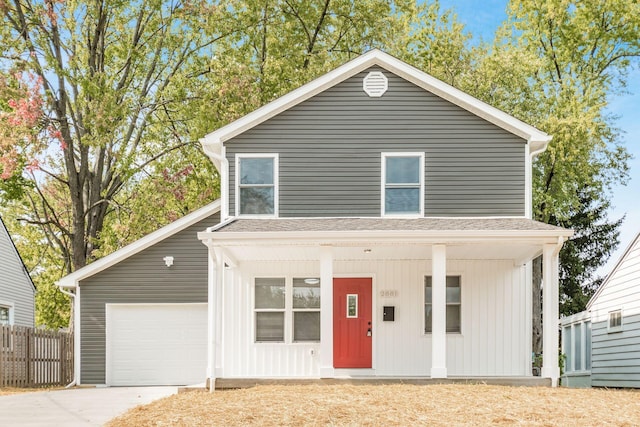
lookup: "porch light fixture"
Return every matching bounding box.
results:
[363,249,372,254]
[163,256,174,267]
[304,278,320,285]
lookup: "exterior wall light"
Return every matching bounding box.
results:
[163,256,174,267]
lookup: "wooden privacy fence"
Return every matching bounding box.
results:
[0,325,73,388]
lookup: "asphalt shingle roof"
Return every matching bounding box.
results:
[213,217,569,234]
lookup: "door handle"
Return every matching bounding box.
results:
[367,328,372,337]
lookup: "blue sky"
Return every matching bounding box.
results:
[438,0,640,275]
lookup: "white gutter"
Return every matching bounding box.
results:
[199,138,229,220]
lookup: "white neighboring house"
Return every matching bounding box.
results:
[561,231,640,388]
[0,216,36,327]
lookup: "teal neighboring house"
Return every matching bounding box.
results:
[561,231,640,388]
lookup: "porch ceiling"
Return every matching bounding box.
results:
[222,241,543,264]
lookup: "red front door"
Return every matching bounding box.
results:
[333,278,372,368]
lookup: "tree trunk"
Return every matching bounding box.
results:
[532,255,543,355]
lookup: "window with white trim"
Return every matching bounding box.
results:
[255,278,285,342]
[382,153,424,216]
[237,154,277,216]
[0,305,10,326]
[608,309,622,332]
[255,277,320,343]
[562,319,591,372]
[424,275,461,333]
[292,278,320,342]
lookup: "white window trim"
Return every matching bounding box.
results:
[235,153,279,218]
[0,300,15,326]
[381,152,425,217]
[423,274,462,335]
[607,309,623,333]
[253,276,321,344]
[562,319,591,374]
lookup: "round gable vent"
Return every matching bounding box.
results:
[363,71,388,97]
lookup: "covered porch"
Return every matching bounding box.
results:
[198,218,571,388]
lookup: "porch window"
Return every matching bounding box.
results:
[381,152,424,216]
[292,278,321,342]
[255,278,285,342]
[237,154,278,216]
[424,276,461,333]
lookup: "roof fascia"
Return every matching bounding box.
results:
[586,231,640,310]
[200,49,551,157]
[198,228,573,245]
[0,216,36,292]
[58,200,221,289]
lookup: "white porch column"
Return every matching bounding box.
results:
[541,243,560,386]
[431,244,447,378]
[319,245,334,378]
[206,245,222,392]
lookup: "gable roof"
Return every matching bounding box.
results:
[200,49,551,164]
[0,215,36,292]
[586,231,640,310]
[57,200,221,289]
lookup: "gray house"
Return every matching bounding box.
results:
[562,231,640,388]
[0,216,35,327]
[59,50,572,388]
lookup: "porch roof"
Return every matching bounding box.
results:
[210,217,569,234]
[198,218,571,263]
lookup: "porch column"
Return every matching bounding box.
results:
[206,245,222,392]
[431,244,447,378]
[319,245,334,378]
[541,243,560,386]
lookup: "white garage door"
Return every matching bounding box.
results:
[106,303,207,386]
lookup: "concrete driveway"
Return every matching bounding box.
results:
[0,386,178,426]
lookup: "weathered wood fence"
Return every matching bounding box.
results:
[0,325,73,388]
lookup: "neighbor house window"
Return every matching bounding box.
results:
[255,277,321,343]
[0,306,10,325]
[424,276,461,333]
[382,153,424,216]
[237,154,278,216]
[562,317,591,373]
[292,278,321,342]
[255,278,285,342]
[608,310,622,332]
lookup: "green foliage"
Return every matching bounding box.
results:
[550,188,622,315]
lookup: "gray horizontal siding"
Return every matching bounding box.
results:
[226,67,526,217]
[0,220,35,327]
[591,314,640,388]
[79,212,219,384]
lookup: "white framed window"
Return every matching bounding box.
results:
[381,152,424,216]
[292,278,320,342]
[424,275,461,333]
[254,277,321,343]
[608,309,623,333]
[562,318,591,373]
[0,302,14,326]
[254,278,285,342]
[236,154,278,216]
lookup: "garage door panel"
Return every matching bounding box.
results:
[106,304,207,386]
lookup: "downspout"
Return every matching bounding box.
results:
[58,286,77,388]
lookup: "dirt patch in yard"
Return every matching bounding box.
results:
[107,383,640,426]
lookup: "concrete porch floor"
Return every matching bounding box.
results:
[202,377,551,390]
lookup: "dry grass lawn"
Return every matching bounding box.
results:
[0,386,62,396]
[107,383,640,426]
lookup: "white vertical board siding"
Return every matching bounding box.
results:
[589,237,640,387]
[223,258,529,378]
[223,261,321,378]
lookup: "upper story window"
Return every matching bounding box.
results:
[608,309,623,333]
[382,153,424,216]
[236,154,278,216]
